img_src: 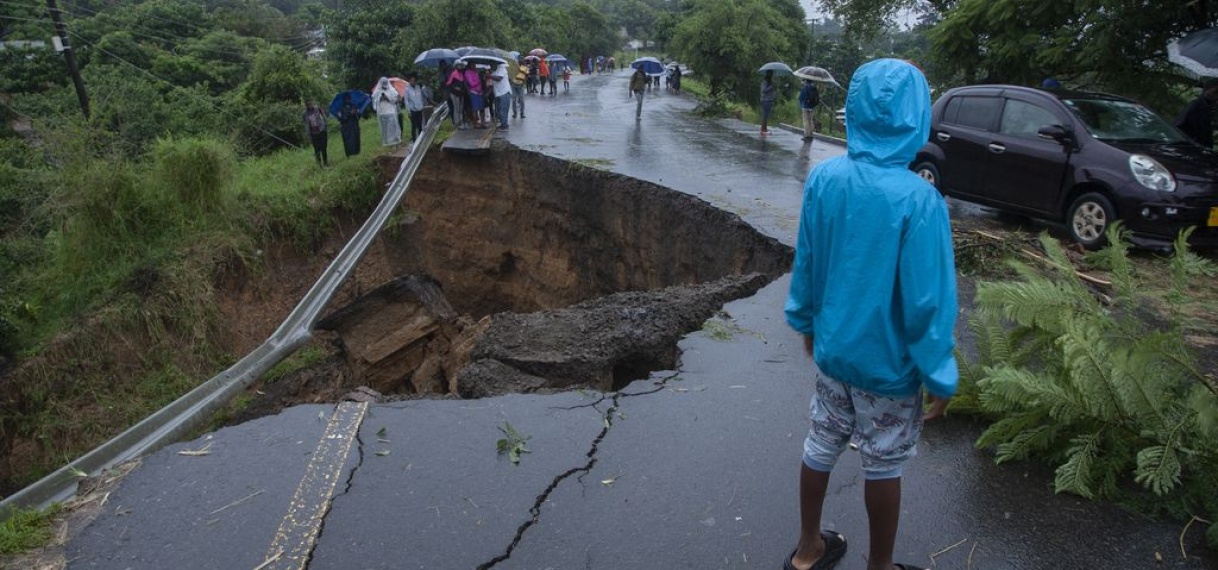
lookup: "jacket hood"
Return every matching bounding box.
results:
[845,59,932,167]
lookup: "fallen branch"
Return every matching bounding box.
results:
[209,489,264,516]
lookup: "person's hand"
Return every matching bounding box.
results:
[923,392,950,422]
[802,334,814,357]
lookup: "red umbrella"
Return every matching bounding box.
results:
[370,77,407,98]
[529,48,548,58]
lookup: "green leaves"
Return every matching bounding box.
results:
[965,229,1218,515]
[496,422,531,465]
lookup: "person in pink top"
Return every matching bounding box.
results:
[463,63,484,128]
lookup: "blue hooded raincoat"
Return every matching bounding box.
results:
[784,59,958,399]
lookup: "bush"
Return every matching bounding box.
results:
[961,227,1218,550]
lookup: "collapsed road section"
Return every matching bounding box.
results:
[229,143,793,419]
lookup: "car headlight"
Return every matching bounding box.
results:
[1129,154,1176,192]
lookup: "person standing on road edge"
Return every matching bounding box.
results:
[404,72,426,142]
[371,77,402,146]
[337,92,361,157]
[490,62,512,130]
[629,66,648,120]
[798,79,820,141]
[1174,78,1218,149]
[512,57,528,118]
[760,69,776,134]
[783,58,956,570]
[539,57,551,95]
[304,99,328,166]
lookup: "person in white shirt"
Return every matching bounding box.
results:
[371,77,402,145]
[489,62,513,130]
[404,72,427,142]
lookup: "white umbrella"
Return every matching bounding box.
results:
[758,61,794,75]
[794,66,842,88]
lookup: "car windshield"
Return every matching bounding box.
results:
[1062,98,1187,144]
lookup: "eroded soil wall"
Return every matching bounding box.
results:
[378,142,792,316]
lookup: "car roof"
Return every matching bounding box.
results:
[942,84,1135,104]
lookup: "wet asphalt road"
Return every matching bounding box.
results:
[63,72,1215,569]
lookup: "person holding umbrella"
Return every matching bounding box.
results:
[629,66,648,120]
[798,79,820,141]
[371,77,402,146]
[760,69,776,135]
[336,92,362,157]
[1174,78,1218,149]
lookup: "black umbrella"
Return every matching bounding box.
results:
[1169,28,1218,77]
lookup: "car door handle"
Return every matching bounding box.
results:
[988,143,1005,154]
[936,132,951,142]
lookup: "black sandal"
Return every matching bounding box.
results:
[782,530,847,570]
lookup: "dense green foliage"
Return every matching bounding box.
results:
[958,228,1218,549]
[820,0,1215,114]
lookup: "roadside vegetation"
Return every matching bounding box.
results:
[951,226,1218,550]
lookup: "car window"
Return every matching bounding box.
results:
[950,96,1001,130]
[1063,98,1187,143]
[999,99,1059,139]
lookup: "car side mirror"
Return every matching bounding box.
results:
[1037,124,1071,143]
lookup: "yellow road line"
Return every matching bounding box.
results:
[261,401,368,570]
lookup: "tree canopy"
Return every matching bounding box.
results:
[821,0,1218,113]
[669,0,808,101]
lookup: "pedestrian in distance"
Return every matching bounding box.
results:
[445,61,469,129]
[337,92,361,157]
[371,77,402,146]
[760,69,776,135]
[490,62,512,130]
[303,99,328,166]
[783,58,956,570]
[1174,78,1218,149]
[561,65,571,93]
[539,57,551,95]
[629,66,648,121]
[798,79,820,141]
[512,57,528,118]
[404,72,426,142]
[547,61,558,95]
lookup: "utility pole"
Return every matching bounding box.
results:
[46,0,89,119]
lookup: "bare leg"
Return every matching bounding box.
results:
[864,477,901,570]
[790,463,831,569]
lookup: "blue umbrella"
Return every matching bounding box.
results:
[546,54,570,71]
[545,54,568,63]
[328,90,369,119]
[414,48,459,68]
[454,45,479,56]
[631,56,664,76]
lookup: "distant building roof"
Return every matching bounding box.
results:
[0,40,47,51]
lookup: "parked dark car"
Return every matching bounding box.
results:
[912,85,1218,250]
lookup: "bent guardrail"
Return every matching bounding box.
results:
[0,106,451,517]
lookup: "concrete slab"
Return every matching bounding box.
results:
[66,405,340,570]
[307,392,608,570]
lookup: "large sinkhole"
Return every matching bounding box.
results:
[246,142,792,414]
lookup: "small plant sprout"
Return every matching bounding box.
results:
[496,422,531,465]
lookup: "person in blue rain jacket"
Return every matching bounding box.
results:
[782,58,957,570]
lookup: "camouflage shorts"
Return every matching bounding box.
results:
[803,372,924,480]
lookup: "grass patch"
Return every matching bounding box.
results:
[0,505,59,554]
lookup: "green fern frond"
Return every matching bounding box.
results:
[975,280,1086,334]
[975,411,1050,453]
[1059,319,1125,422]
[1054,430,1103,499]
[1171,227,1218,278]
[1135,443,1182,496]
[1187,386,1218,442]
[994,423,1062,463]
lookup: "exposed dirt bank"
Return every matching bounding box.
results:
[0,142,791,492]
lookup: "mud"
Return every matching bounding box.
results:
[225,143,792,422]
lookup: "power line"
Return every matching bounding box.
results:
[65,29,302,151]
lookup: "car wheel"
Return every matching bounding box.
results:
[1066,192,1114,249]
[913,161,940,189]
